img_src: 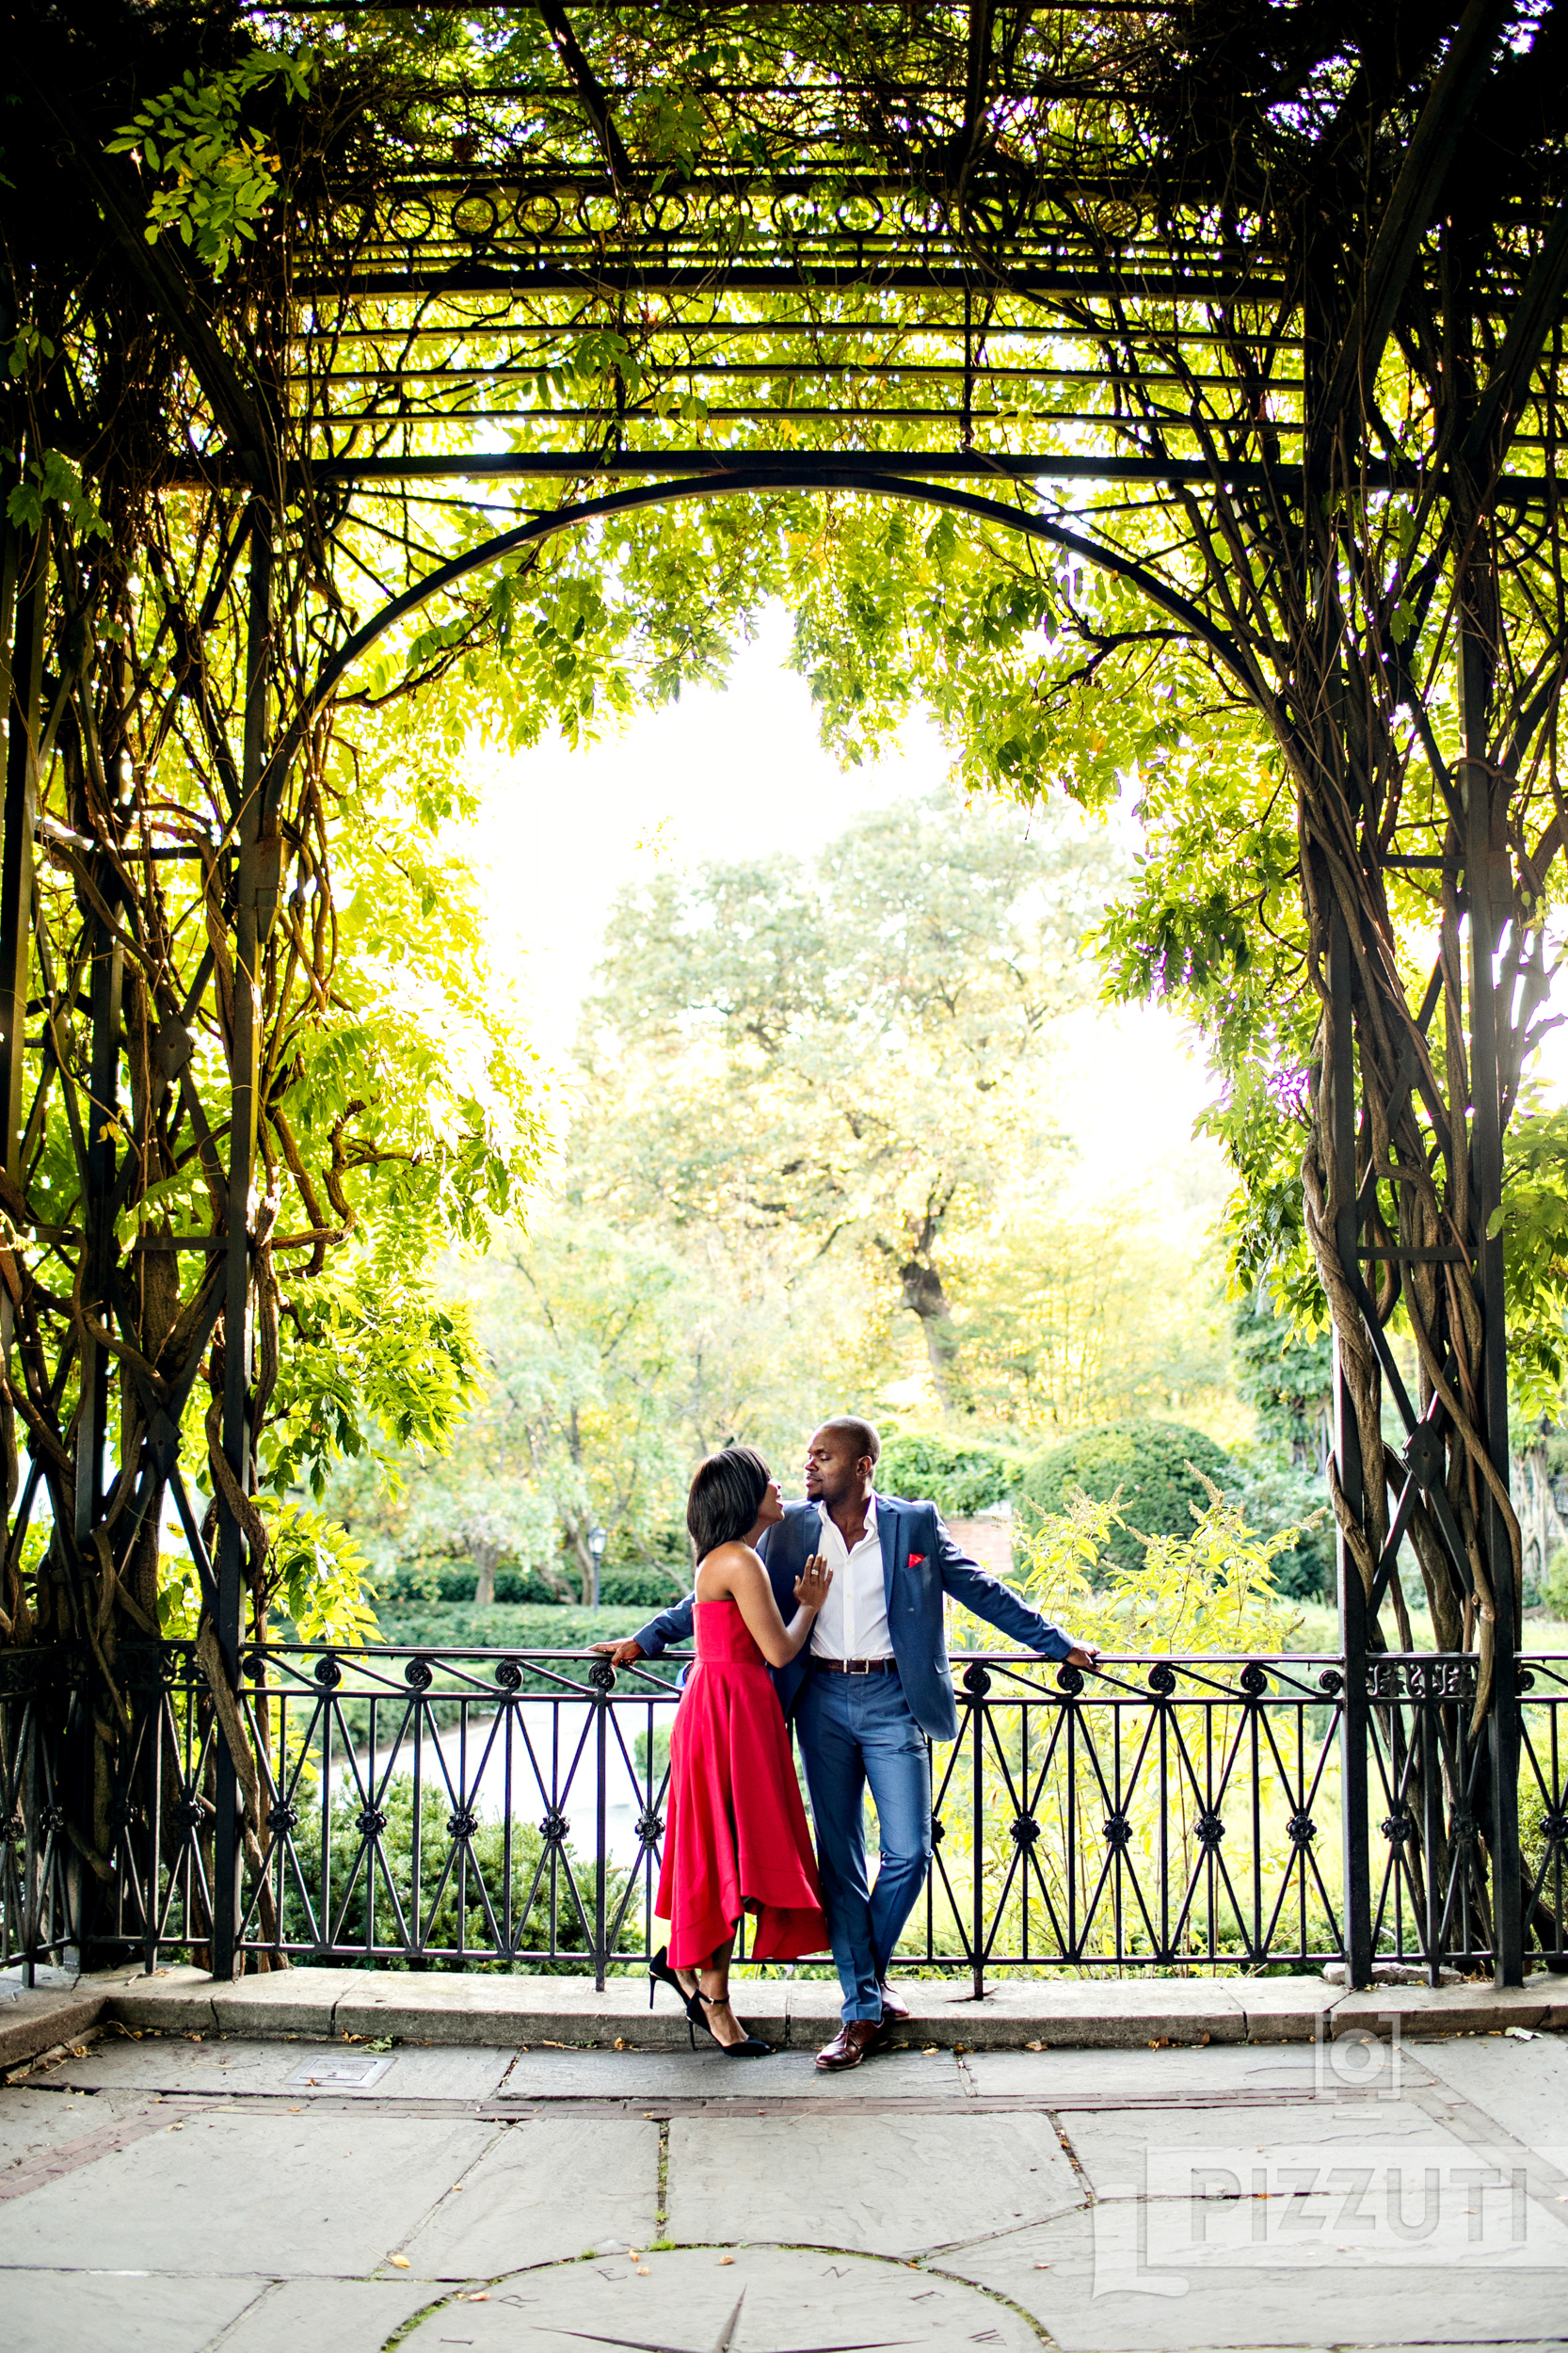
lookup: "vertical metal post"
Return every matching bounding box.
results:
[1330,904,1373,1989]
[75,913,122,1548]
[212,506,272,1980]
[0,522,40,1179]
[3,528,48,1969]
[969,1666,988,1999]
[1463,622,1524,1988]
[594,1672,608,1991]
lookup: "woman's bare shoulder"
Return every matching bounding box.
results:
[694,1541,766,1597]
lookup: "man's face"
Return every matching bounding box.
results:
[805,1426,867,1506]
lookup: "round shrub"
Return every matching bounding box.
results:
[877,1433,1023,1517]
[1017,1419,1234,1576]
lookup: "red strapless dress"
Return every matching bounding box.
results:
[655,1599,829,1969]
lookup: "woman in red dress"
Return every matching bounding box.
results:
[651,1446,832,2056]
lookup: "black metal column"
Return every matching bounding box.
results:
[1330,904,1373,1988]
[75,922,122,1550]
[0,522,41,1177]
[1462,622,1524,1988]
[211,505,272,1980]
[0,521,45,1977]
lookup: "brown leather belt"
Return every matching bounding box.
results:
[809,1657,898,1674]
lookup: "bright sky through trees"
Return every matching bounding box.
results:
[459,603,1229,1214]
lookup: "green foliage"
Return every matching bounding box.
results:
[1014,1487,1304,1658]
[1543,1547,1568,1618]
[263,1243,482,1502]
[109,50,317,276]
[368,1600,660,1661]
[925,1491,1328,1972]
[5,449,109,542]
[1496,1105,1568,1417]
[381,1561,684,1609]
[263,1501,378,1647]
[1016,1418,1234,1577]
[1224,1463,1334,1603]
[279,1771,620,1970]
[1230,1286,1333,1467]
[877,1433,1022,1515]
[574,789,1119,1414]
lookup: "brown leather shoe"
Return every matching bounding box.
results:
[815,2019,887,2072]
[877,1979,912,2023]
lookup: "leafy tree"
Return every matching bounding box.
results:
[1230,1287,1334,1474]
[941,1193,1233,1435]
[574,791,1118,1417]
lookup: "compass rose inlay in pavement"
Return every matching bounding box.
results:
[397,2248,1035,2351]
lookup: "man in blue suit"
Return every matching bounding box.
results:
[597,1417,1097,2070]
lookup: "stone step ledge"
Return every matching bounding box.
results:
[2,1963,1560,2063]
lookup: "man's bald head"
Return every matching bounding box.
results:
[805,1417,880,1509]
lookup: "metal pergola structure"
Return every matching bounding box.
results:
[3,3,1567,1986]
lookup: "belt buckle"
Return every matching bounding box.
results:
[848,1659,870,1675]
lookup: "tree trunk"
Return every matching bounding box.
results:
[901,1258,964,1421]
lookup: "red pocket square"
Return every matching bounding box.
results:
[906,1551,926,1566]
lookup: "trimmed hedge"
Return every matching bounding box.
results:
[877,1433,1023,1516]
[1017,1418,1234,1577]
[379,1562,687,1609]
[370,1602,656,1652]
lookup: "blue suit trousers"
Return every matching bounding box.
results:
[796,1669,934,2023]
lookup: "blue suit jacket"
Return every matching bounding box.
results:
[631,1494,1076,1743]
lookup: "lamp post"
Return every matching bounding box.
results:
[587,1522,606,1609]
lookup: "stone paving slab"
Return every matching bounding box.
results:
[1414,2031,1568,2150]
[789,1971,1253,2045]
[1236,1975,1344,2040]
[6,2036,1568,2351]
[0,1980,104,2072]
[491,2042,968,2102]
[666,2108,1083,2255]
[56,1961,1568,2066]
[0,2266,260,2353]
[1058,2092,1477,2200]
[0,2106,493,2276]
[0,2083,151,2173]
[397,2244,1043,2352]
[958,2040,1439,2101]
[49,2036,520,2103]
[1333,1977,1568,2036]
[335,1968,798,2050]
[398,2115,659,2276]
[214,2277,435,2353]
[941,2204,1568,2351]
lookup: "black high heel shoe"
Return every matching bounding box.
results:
[648,1945,695,2013]
[692,1991,773,2057]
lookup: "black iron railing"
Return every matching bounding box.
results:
[3,1641,1565,1985]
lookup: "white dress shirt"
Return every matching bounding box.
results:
[810,1494,893,1659]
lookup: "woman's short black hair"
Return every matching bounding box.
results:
[687,1445,771,1560]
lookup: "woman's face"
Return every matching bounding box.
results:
[754,1477,785,1529]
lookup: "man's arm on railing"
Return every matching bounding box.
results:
[591,1590,695,1671]
[934,1514,1098,1668]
